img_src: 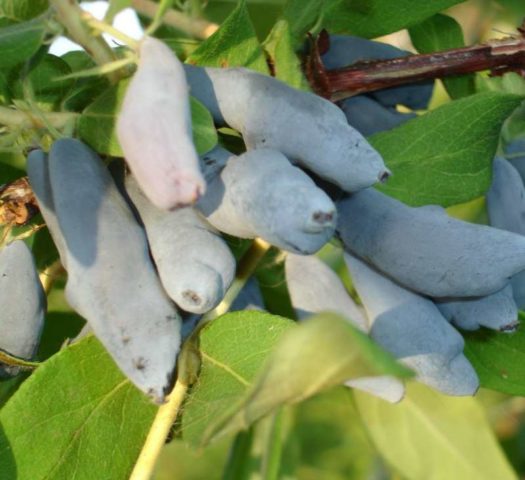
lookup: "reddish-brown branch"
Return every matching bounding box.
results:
[306,28,525,101]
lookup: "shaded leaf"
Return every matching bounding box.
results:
[187,0,269,74]
[354,382,517,480]
[410,14,475,99]
[0,336,157,480]
[0,19,46,71]
[183,311,409,447]
[371,92,523,207]
[464,325,525,397]
[78,80,217,156]
[0,0,48,22]
[281,0,465,46]
[12,54,74,109]
[323,0,466,39]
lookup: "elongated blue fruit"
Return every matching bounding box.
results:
[285,253,367,330]
[486,156,525,309]
[0,241,46,376]
[29,139,181,403]
[339,95,416,136]
[487,157,525,236]
[198,148,336,254]
[345,252,479,396]
[337,188,525,297]
[321,34,434,110]
[184,65,390,192]
[230,278,265,312]
[435,284,518,332]
[285,253,404,403]
[504,138,525,182]
[117,36,205,210]
[27,149,68,268]
[125,174,235,314]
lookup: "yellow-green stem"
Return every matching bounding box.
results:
[0,106,78,130]
[129,238,271,480]
[131,0,218,39]
[49,0,121,83]
[0,349,40,370]
[129,380,188,480]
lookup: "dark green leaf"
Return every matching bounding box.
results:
[12,54,74,109]
[323,0,466,39]
[355,382,517,480]
[0,336,157,479]
[371,92,523,206]
[78,80,217,156]
[464,325,525,397]
[0,152,25,184]
[183,311,409,446]
[0,0,48,22]
[0,19,46,71]
[222,427,257,480]
[410,14,475,99]
[187,0,269,73]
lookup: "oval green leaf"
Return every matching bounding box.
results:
[0,336,157,480]
[355,382,517,480]
[372,92,523,206]
[182,311,410,447]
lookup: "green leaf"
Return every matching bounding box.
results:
[0,152,25,184]
[78,80,217,156]
[323,0,466,39]
[293,387,376,480]
[281,0,323,46]
[190,96,219,154]
[371,92,523,207]
[354,382,517,480]
[182,311,409,447]
[263,19,310,90]
[0,19,46,71]
[0,0,48,21]
[409,14,475,99]
[464,326,525,397]
[187,0,269,74]
[12,54,74,109]
[0,336,157,480]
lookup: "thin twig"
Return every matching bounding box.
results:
[131,0,218,39]
[307,28,525,101]
[49,0,121,83]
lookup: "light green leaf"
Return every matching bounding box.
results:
[0,0,48,21]
[0,19,46,71]
[183,311,409,447]
[371,92,523,207]
[323,0,466,39]
[187,0,269,74]
[0,336,157,480]
[263,19,310,90]
[410,14,474,99]
[464,323,525,397]
[354,382,517,480]
[78,80,217,156]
